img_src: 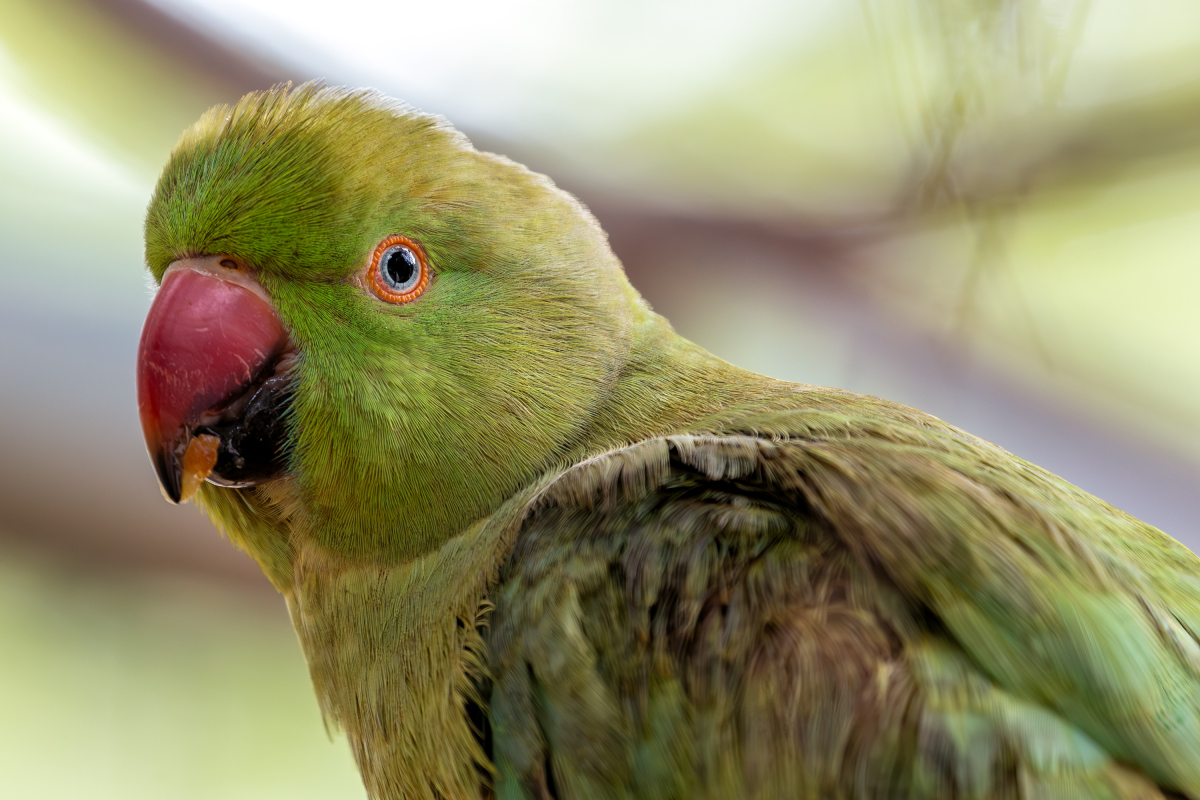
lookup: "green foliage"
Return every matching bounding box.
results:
[0,547,362,800]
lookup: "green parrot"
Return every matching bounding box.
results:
[135,84,1200,800]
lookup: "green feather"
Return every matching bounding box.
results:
[143,83,1200,800]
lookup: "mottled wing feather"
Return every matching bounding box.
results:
[728,407,1200,792]
[486,420,1200,800]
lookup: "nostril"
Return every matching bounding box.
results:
[220,258,239,270]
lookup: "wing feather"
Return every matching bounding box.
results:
[486,416,1199,799]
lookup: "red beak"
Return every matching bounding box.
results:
[137,257,288,503]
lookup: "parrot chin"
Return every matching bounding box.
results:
[137,256,295,504]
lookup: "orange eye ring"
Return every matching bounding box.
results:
[367,234,430,304]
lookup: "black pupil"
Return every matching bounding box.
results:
[384,246,418,287]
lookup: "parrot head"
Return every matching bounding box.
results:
[137,84,643,567]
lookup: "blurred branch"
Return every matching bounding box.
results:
[948,76,1200,208]
[859,0,1200,215]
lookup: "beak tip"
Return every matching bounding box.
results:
[154,450,184,505]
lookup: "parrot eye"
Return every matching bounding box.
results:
[367,235,430,304]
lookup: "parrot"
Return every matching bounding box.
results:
[135,83,1200,800]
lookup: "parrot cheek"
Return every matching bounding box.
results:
[137,257,295,503]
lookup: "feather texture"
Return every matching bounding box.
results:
[139,84,1200,800]
[489,429,1199,798]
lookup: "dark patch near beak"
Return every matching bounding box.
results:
[199,371,294,487]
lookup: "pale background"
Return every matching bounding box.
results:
[2,0,1199,796]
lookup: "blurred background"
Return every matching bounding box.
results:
[2,0,1199,796]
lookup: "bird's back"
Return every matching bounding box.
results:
[485,398,1200,799]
